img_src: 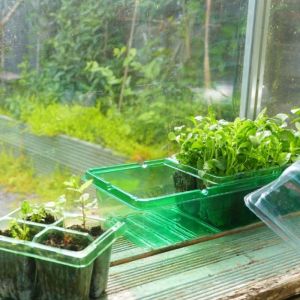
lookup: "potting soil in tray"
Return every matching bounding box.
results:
[0,211,124,300]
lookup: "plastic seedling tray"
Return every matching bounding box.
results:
[86,159,282,242]
[199,164,287,186]
[85,158,203,210]
[169,157,288,187]
[245,161,300,248]
[0,210,124,300]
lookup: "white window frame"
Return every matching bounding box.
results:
[240,0,271,119]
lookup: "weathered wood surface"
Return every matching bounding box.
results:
[222,268,300,300]
[108,224,300,300]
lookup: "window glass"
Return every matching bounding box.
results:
[0,0,247,208]
[262,0,300,114]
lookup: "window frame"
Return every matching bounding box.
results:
[240,0,271,119]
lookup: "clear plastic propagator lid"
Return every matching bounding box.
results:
[245,161,300,247]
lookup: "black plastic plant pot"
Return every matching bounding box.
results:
[0,214,124,300]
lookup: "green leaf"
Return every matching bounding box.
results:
[249,135,259,146]
[213,159,226,171]
[78,179,93,193]
[168,132,176,141]
[275,113,289,122]
[278,152,292,166]
[256,108,267,119]
[291,108,300,115]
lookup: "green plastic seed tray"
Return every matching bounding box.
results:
[85,158,202,210]
[85,159,282,247]
[200,164,287,186]
[0,210,124,300]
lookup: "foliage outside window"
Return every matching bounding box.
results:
[0,0,247,160]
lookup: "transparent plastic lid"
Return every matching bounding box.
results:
[245,161,300,247]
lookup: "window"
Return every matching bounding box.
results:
[0,0,247,205]
[261,0,300,114]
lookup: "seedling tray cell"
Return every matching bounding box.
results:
[0,211,124,300]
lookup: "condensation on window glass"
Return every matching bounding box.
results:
[0,0,247,210]
[262,0,300,114]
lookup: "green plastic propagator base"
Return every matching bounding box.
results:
[86,158,285,210]
[87,158,284,248]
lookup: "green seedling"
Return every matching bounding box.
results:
[63,177,97,229]
[9,220,30,241]
[18,200,62,224]
[19,200,46,223]
[169,108,300,177]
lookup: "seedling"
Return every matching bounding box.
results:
[18,200,63,224]
[63,176,97,230]
[9,220,30,241]
[169,109,300,176]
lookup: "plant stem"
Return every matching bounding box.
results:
[118,0,139,112]
[204,0,212,92]
[0,0,24,72]
[0,0,24,27]
[81,200,86,229]
[103,20,108,59]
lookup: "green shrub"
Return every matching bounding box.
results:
[16,98,166,160]
[0,150,70,201]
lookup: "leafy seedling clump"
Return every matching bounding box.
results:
[0,220,38,241]
[169,108,300,177]
[19,200,61,225]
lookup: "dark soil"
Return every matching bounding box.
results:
[173,171,199,192]
[0,229,12,238]
[26,212,56,224]
[68,225,104,239]
[42,232,90,251]
[173,170,202,216]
